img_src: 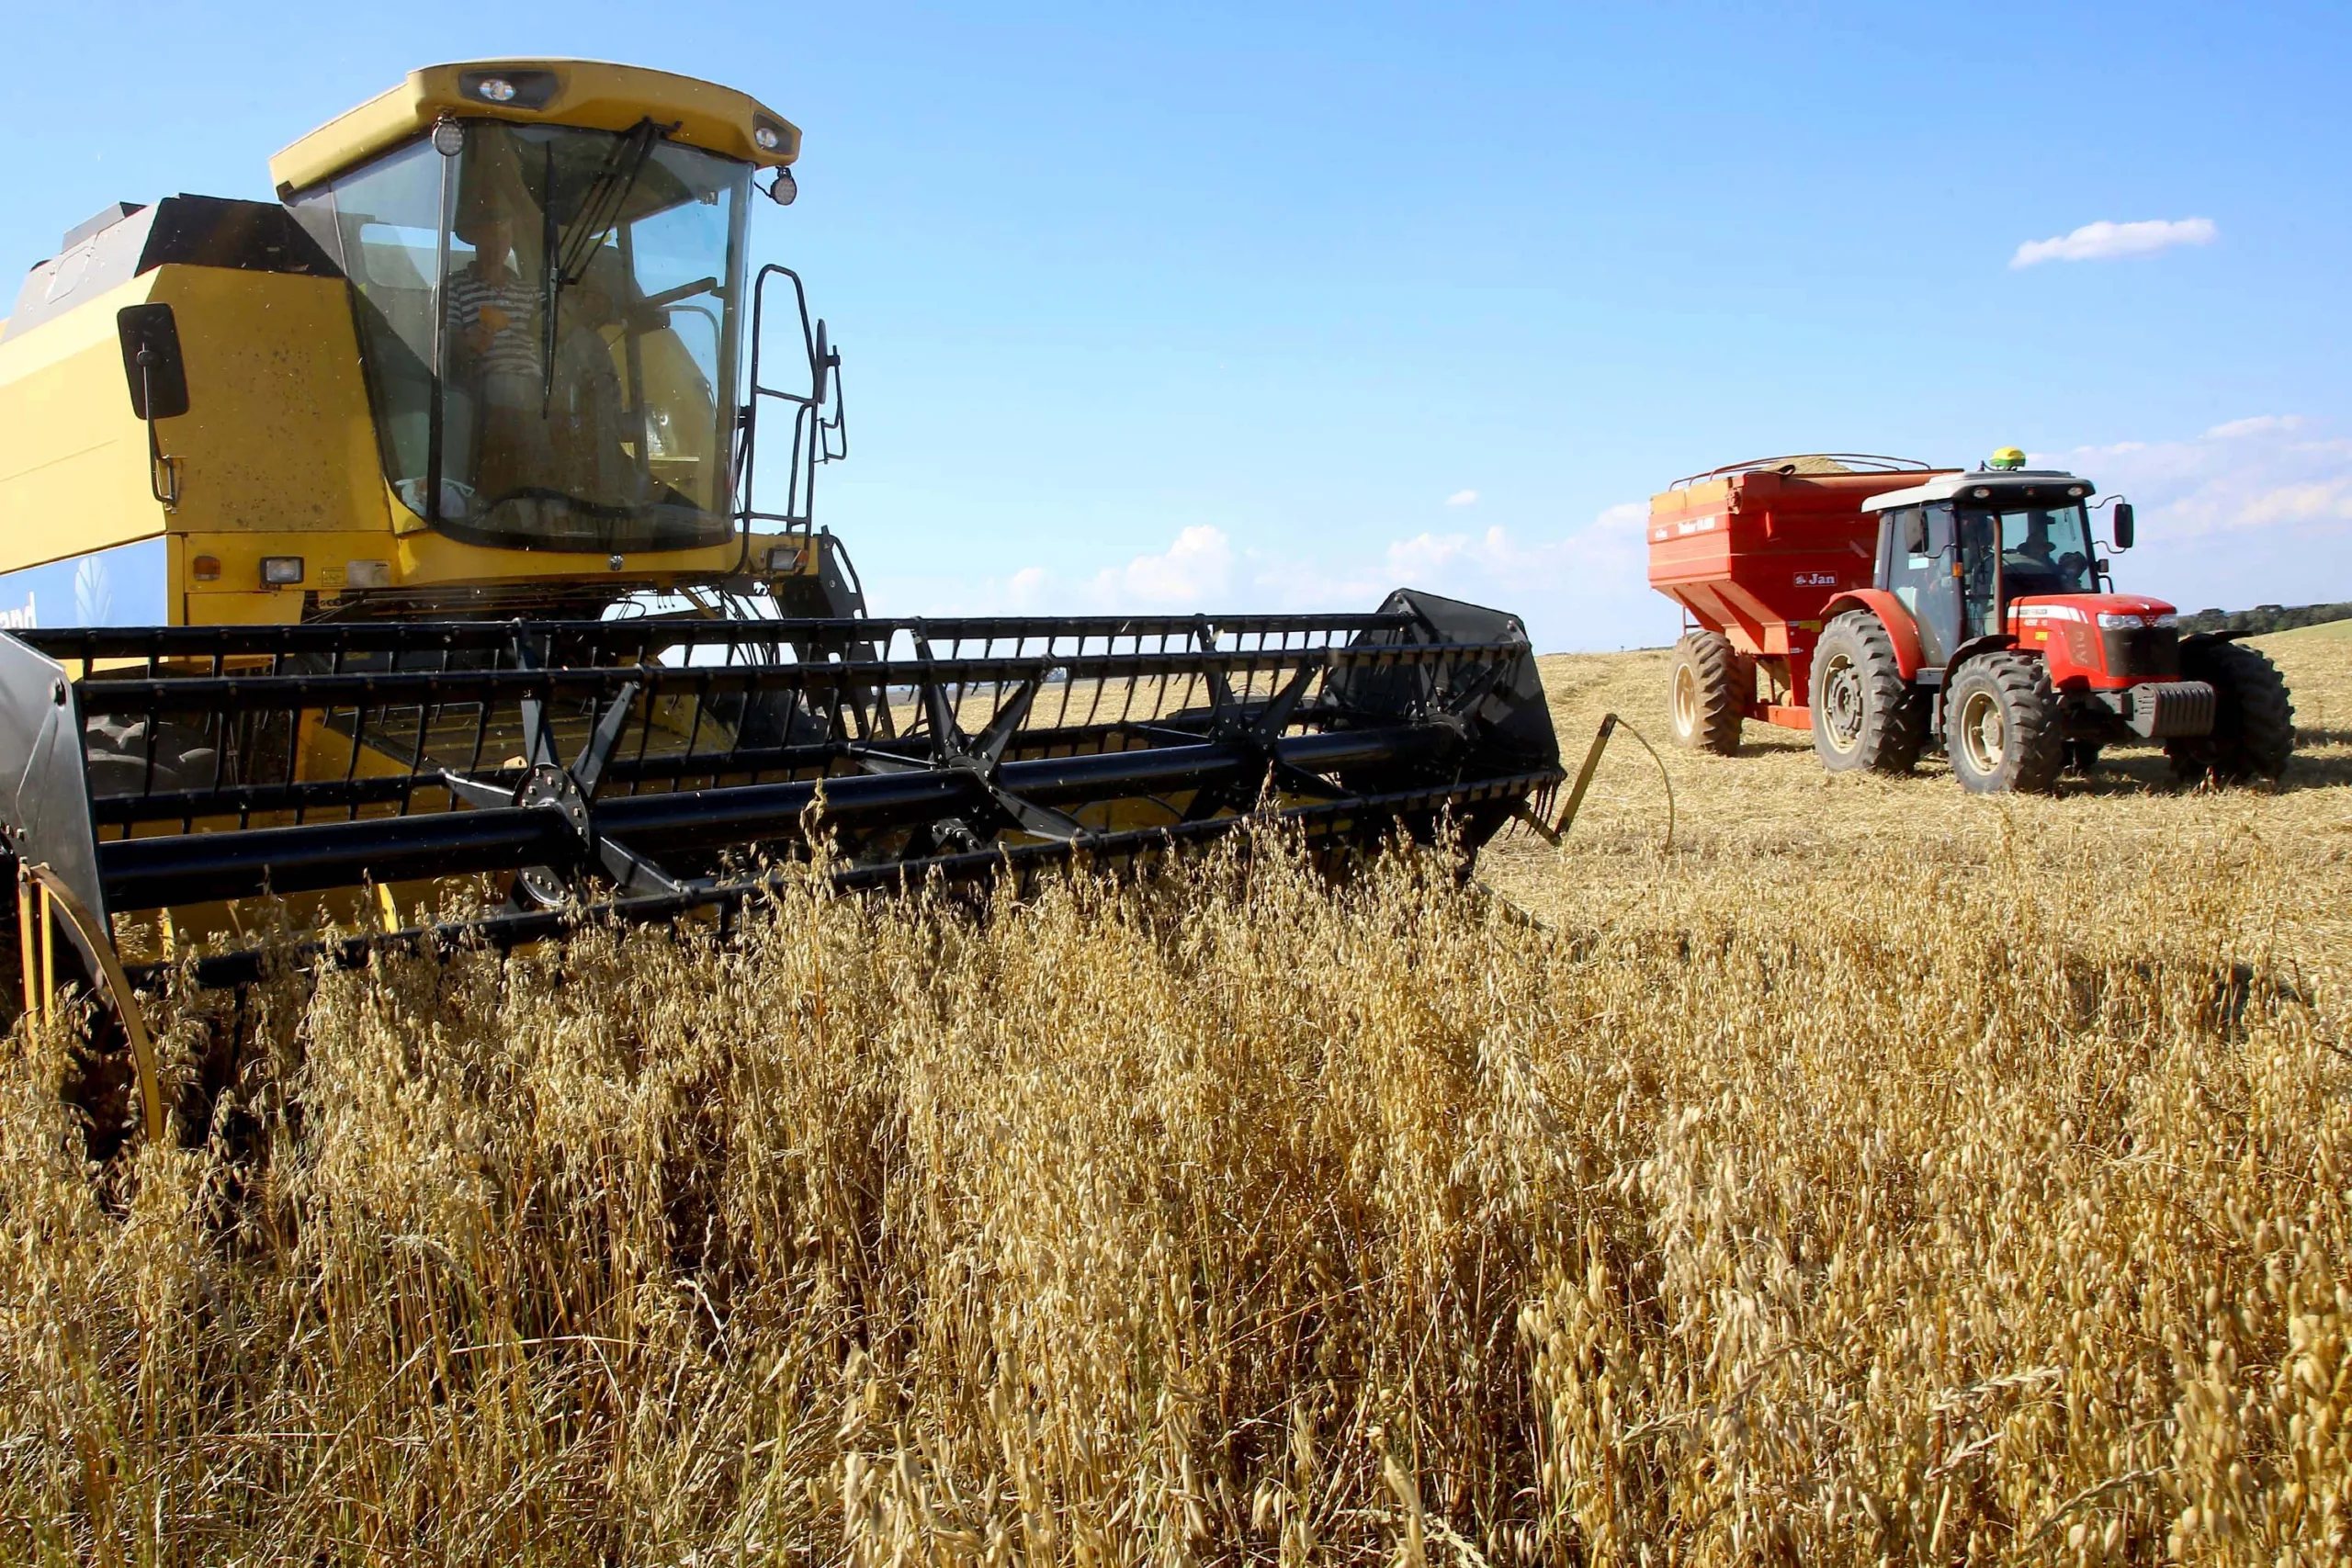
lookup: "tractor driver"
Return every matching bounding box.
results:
[2010,513,2058,570]
[445,200,545,506]
[2003,512,2091,594]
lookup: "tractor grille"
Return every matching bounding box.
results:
[2101,625,2180,681]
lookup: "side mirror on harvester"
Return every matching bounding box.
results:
[2111,501,2135,550]
[117,303,189,421]
[117,302,187,509]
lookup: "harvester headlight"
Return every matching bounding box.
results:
[767,544,804,572]
[431,116,466,157]
[754,125,780,151]
[261,556,304,586]
[475,76,518,103]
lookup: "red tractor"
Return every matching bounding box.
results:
[1647,452,2294,792]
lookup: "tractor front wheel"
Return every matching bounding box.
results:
[2166,640,2295,784]
[1943,653,2063,794]
[1810,611,1924,774]
[1667,631,1746,754]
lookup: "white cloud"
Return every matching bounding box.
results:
[879,418,2349,651]
[1089,524,1234,607]
[975,501,1668,649]
[1443,489,1479,507]
[2202,414,2304,440]
[2037,417,2352,613]
[2009,217,2217,268]
[1004,565,1049,611]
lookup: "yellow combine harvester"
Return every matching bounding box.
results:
[0,61,1562,1148]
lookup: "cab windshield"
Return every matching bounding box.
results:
[293,121,750,554]
[1959,501,2098,598]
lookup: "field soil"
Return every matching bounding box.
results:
[2,631,2346,1566]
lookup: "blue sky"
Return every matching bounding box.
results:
[10,2,2347,649]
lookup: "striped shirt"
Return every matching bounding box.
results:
[445,264,540,378]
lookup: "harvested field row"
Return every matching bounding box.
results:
[1,632,2346,1565]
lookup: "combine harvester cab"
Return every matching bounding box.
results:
[1647,452,2292,792]
[0,62,1563,1148]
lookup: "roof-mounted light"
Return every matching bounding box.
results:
[754,125,780,151]
[457,68,559,110]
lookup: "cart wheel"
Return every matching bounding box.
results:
[1667,631,1745,754]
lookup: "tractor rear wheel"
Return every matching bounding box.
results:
[1943,653,2063,794]
[1667,631,1745,754]
[2167,639,2295,784]
[1810,611,1925,773]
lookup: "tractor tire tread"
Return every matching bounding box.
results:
[1945,651,2063,795]
[1811,610,1925,774]
[1668,630,1746,755]
[2166,640,2295,784]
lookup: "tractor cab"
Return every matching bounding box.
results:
[1859,459,2143,677]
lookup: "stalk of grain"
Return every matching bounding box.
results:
[0,634,2345,1564]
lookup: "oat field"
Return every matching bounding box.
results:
[3,629,2346,1566]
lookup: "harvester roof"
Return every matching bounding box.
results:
[1860,469,2096,512]
[268,59,800,197]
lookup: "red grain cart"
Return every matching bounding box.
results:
[1647,456,1951,750]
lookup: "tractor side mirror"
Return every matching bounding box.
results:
[2111,501,2135,550]
[117,303,189,421]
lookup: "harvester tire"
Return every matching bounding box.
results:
[2167,639,2295,784]
[1667,631,1745,754]
[1809,611,1924,774]
[1943,653,2062,795]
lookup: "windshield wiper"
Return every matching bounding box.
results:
[541,118,667,412]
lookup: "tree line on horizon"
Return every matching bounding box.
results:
[2178,601,2352,637]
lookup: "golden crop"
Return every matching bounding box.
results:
[2,627,2346,1565]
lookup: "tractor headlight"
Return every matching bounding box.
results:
[2096,612,2143,628]
[2149,613,2177,629]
